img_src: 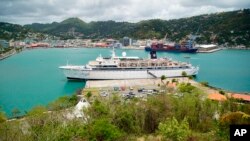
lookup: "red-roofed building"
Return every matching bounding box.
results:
[208,93,227,101]
[228,93,250,103]
[167,82,177,88]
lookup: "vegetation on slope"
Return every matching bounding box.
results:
[0,23,31,40]
[24,9,250,46]
[1,83,250,141]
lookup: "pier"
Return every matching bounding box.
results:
[85,77,201,88]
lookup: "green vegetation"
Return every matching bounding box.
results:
[219,90,225,95]
[22,9,250,47]
[47,94,78,111]
[0,22,56,41]
[1,9,249,46]
[0,108,7,123]
[86,91,92,99]
[160,75,166,85]
[0,23,30,40]
[178,83,196,93]
[182,71,187,77]
[158,117,191,141]
[0,46,13,54]
[11,108,21,118]
[200,81,209,87]
[0,84,250,141]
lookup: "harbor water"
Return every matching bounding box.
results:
[0,48,250,117]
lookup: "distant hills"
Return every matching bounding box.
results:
[0,22,56,41]
[1,9,250,47]
[0,22,31,40]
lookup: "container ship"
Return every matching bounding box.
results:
[59,49,199,80]
[145,42,198,53]
[145,38,198,53]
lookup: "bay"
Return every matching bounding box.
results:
[0,48,250,117]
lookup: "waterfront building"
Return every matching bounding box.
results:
[122,37,132,46]
[0,39,9,48]
[196,44,219,52]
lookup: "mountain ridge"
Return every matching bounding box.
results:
[1,9,250,47]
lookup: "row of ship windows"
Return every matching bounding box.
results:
[91,67,189,71]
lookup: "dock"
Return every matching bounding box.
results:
[85,78,250,103]
[85,78,191,88]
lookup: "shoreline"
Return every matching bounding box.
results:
[0,49,17,60]
[19,46,250,51]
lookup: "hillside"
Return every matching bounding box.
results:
[24,9,250,47]
[0,22,57,41]
[1,81,250,141]
[0,22,31,40]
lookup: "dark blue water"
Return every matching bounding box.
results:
[0,48,250,117]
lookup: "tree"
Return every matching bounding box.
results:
[0,111,7,123]
[218,111,250,140]
[181,71,187,77]
[158,117,191,141]
[200,81,209,87]
[178,83,195,93]
[187,75,193,83]
[219,90,225,95]
[88,118,123,141]
[181,71,187,82]
[86,91,92,99]
[48,95,77,111]
[11,108,21,118]
[27,106,47,117]
[160,75,166,85]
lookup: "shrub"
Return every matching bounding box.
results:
[47,95,77,111]
[0,111,7,123]
[158,117,191,141]
[86,91,92,98]
[219,90,225,95]
[200,81,209,87]
[88,118,123,141]
[178,83,195,93]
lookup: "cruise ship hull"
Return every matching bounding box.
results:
[60,67,199,80]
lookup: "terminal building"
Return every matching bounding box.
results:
[196,44,220,53]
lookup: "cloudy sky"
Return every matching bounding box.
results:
[0,0,249,25]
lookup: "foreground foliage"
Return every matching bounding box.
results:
[158,117,190,141]
[1,84,250,141]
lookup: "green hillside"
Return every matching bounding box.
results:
[24,9,250,46]
[0,22,31,40]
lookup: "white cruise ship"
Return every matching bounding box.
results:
[59,49,199,80]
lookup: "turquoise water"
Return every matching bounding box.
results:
[0,48,250,117]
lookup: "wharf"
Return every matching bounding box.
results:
[85,78,191,88]
[85,78,250,103]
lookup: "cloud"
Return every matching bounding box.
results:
[0,0,249,25]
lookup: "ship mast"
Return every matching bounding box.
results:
[111,47,116,58]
